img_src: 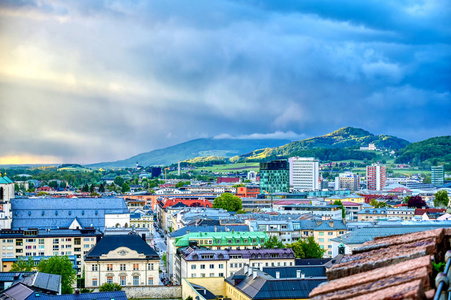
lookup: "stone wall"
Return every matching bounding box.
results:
[122,285,181,299]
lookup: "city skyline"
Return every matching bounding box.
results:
[0,0,450,164]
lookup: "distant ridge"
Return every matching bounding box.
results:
[87,138,292,168]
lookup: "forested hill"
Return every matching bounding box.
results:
[395,136,451,166]
[234,127,410,162]
[88,138,291,168]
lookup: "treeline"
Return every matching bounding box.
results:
[395,136,451,169]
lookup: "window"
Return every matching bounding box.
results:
[133,264,139,270]
[209,264,214,269]
[107,264,113,271]
[219,264,224,269]
[120,276,126,286]
[200,264,205,269]
[133,276,139,286]
[148,277,154,285]
[319,232,324,236]
[148,263,154,270]
[191,265,196,270]
[201,273,206,277]
[107,276,113,283]
[84,244,90,248]
[92,278,98,287]
[319,238,324,242]
[53,239,59,244]
[219,273,224,277]
[328,232,333,236]
[92,264,98,271]
[120,264,126,271]
[53,245,59,250]
[210,273,214,277]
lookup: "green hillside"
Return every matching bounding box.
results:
[87,138,291,169]
[236,127,410,161]
[395,136,451,166]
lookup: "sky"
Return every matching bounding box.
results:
[0,0,450,164]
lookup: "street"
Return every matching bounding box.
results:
[152,224,169,285]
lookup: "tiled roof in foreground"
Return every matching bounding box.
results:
[310,228,450,299]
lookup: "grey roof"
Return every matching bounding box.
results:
[181,248,295,261]
[169,225,250,238]
[20,272,61,293]
[85,234,158,260]
[190,283,216,300]
[26,291,127,300]
[295,258,332,266]
[331,225,451,245]
[1,283,34,300]
[11,198,129,231]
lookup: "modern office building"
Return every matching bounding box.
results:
[366,164,386,191]
[288,157,320,191]
[259,160,290,194]
[431,165,444,187]
[334,172,360,191]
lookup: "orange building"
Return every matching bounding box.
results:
[235,185,260,198]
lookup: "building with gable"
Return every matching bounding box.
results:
[84,233,159,288]
[0,174,15,229]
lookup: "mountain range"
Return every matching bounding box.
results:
[88,127,417,168]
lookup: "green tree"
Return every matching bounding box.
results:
[48,181,58,189]
[121,182,130,193]
[81,183,89,192]
[287,237,325,259]
[333,200,346,219]
[98,183,105,193]
[162,252,167,265]
[37,256,76,294]
[404,195,411,204]
[434,190,449,207]
[99,282,122,292]
[213,193,243,211]
[10,256,35,272]
[89,184,95,193]
[263,236,284,249]
[175,181,191,188]
[114,176,125,187]
[423,175,432,184]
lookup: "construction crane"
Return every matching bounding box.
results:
[164,167,170,180]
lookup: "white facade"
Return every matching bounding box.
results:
[288,157,319,191]
[0,177,14,229]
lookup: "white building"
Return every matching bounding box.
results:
[247,171,257,183]
[288,157,319,191]
[0,175,15,229]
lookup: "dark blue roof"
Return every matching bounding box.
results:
[26,291,127,300]
[11,198,129,231]
[295,258,332,266]
[0,272,34,282]
[263,266,326,278]
[85,234,158,260]
[169,225,249,237]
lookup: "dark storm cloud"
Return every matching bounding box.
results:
[0,0,449,163]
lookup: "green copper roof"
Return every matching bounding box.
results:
[0,176,12,184]
[175,231,268,247]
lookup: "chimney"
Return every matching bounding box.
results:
[275,272,280,279]
[215,226,217,232]
[301,273,305,279]
[244,265,248,274]
[296,270,301,278]
[253,270,257,279]
[248,267,253,276]
[259,264,263,271]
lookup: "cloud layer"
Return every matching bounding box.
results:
[0,0,450,164]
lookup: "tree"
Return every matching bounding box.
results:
[404,195,411,204]
[213,193,242,211]
[114,176,125,187]
[99,282,122,292]
[10,256,35,272]
[333,200,346,219]
[407,195,427,209]
[162,252,167,265]
[89,184,95,193]
[286,237,325,259]
[264,236,284,249]
[370,199,389,208]
[121,182,130,193]
[423,175,432,184]
[175,181,191,188]
[37,256,76,294]
[49,181,58,189]
[81,183,89,192]
[98,183,105,193]
[434,190,449,207]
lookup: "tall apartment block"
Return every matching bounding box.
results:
[366,164,386,191]
[431,165,444,187]
[259,160,290,194]
[288,157,319,191]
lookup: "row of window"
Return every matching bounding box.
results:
[92,276,153,286]
[92,263,155,271]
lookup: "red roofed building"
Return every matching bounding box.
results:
[388,187,412,194]
[159,198,213,209]
[37,186,56,192]
[415,208,446,216]
[217,177,240,184]
[235,186,260,198]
